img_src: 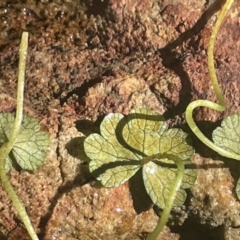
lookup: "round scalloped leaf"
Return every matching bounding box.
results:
[0,114,16,171]
[4,156,12,173]
[236,177,240,200]
[84,108,196,208]
[143,161,187,208]
[213,115,240,200]
[159,129,194,161]
[0,113,50,171]
[212,115,240,155]
[142,128,196,208]
[84,113,141,187]
[122,108,167,156]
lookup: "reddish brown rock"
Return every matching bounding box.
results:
[1,0,240,240]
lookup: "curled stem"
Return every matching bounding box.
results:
[0,32,39,240]
[146,154,185,240]
[185,0,239,160]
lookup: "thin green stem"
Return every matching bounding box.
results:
[0,32,39,240]
[146,154,184,240]
[186,99,240,159]
[208,0,234,108]
[186,0,239,160]
[9,31,27,143]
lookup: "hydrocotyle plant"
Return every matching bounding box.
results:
[84,108,197,239]
[0,32,50,240]
[185,0,240,196]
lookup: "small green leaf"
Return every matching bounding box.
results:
[236,178,240,199]
[212,115,240,200]
[142,128,195,208]
[143,161,187,208]
[212,115,240,155]
[0,113,50,171]
[84,108,196,208]
[121,108,167,156]
[84,113,141,187]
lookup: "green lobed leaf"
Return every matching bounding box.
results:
[212,114,240,200]
[143,161,187,208]
[0,114,14,172]
[84,108,196,208]
[212,114,240,156]
[236,178,240,200]
[142,128,196,208]
[121,108,167,156]
[84,113,141,187]
[0,113,50,171]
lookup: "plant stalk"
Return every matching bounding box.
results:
[146,154,185,240]
[0,32,39,240]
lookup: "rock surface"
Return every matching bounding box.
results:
[1,0,240,239]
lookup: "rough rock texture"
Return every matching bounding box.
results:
[1,0,240,239]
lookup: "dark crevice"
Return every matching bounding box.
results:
[158,0,225,120]
[171,217,225,240]
[81,0,110,17]
[59,76,103,106]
